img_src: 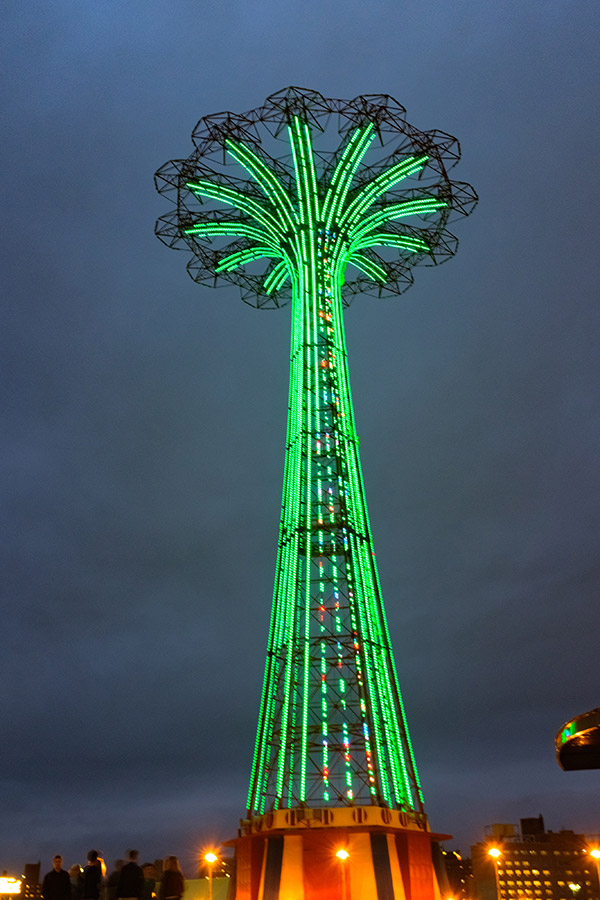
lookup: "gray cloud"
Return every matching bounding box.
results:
[1,0,599,874]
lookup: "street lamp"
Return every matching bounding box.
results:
[0,878,21,898]
[335,848,350,900]
[488,847,503,900]
[589,848,600,897]
[203,852,218,900]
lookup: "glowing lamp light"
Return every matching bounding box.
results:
[202,852,219,900]
[589,849,600,860]
[488,847,502,859]
[336,849,350,900]
[0,879,21,895]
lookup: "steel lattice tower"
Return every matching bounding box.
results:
[156,86,476,827]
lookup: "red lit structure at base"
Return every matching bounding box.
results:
[229,806,449,900]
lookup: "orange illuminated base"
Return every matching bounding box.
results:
[228,806,450,900]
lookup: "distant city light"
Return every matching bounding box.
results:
[0,879,21,895]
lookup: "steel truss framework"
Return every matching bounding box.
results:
[156,87,477,817]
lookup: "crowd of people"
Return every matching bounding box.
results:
[41,850,185,900]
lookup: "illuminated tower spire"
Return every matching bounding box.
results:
[156,86,476,823]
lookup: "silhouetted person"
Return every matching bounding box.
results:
[117,851,143,900]
[69,866,83,900]
[82,851,104,900]
[42,856,71,900]
[139,865,156,900]
[158,858,184,900]
[106,861,123,900]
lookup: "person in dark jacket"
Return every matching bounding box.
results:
[42,856,71,900]
[82,851,105,900]
[140,864,156,900]
[105,861,123,900]
[117,852,143,900]
[158,857,184,900]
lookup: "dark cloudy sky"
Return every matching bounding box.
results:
[2,0,599,876]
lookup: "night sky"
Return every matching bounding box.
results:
[2,0,599,877]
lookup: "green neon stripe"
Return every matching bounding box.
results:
[288,118,322,802]
[288,117,319,228]
[356,541,407,804]
[276,431,301,794]
[341,155,429,230]
[301,268,312,802]
[361,623,405,802]
[347,253,388,282]
[216,246,281,272]
[264,260,289,293]
[183,221,268,243]
[349,409,415,804]
[225,138,299,235]
[351,233,429,254]
[322,124,375,229]
[262,271,305,810]
[186,180,282,242]
[289,653,300,806]
[349,198,447,243]
[280,266,306,801]
[248,525,289,806]
[368,548,425,805]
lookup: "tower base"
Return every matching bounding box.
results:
[228,807,450,900]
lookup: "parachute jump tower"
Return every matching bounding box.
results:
[156,87,476,900]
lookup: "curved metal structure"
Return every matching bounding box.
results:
[557,707,600,770]
[156,87,477,819]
